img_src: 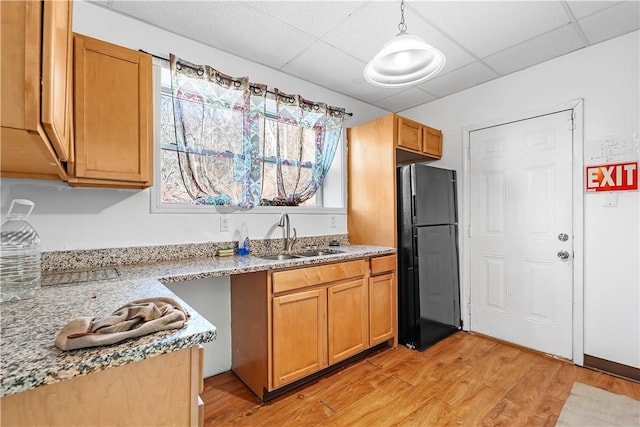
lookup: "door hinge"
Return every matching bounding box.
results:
[570,110,576,130]
[468,224,472,237]
[467,145,471,160]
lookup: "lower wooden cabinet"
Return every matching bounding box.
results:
[328,278,368,364]
[369,255,397,347]
[231,255,395,401]
[0,347,204,426]
[272,288,327,387]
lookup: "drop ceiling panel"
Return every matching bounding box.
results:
[566,1,621,19]
[332,75,413,106]
[242,1,365,38]
[411,1,571,58]
[418,61,499,98]
[322,1,407,63]
[484,24,586,75]
[374,88,437,113]
[403,7,477,73]
[578,1,640,44]
[108,0,316,69]
[280,41,369,97]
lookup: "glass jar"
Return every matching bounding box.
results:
[0,199,41,302]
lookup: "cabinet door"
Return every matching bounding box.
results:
[0,1,68,180]
[41,0,73,162]
[272,289,327,388]
[327,278,368,364]
[0,348,199,426]
[73,34,152,186]
[423,126,443,158]
[397,116,422,152]
[369,272,396,345]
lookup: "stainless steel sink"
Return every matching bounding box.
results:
[296,249,345,257]
[259,254,303,260]
[257,249,344,260]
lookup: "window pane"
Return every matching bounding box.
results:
[160,149,191,204]
[161,93,176,146]
[157,65,340,209]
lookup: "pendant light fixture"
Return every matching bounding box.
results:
[364,0,446,88]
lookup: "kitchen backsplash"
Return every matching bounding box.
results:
[42,234,350,271]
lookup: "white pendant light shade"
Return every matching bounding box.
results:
[364,32,446,88]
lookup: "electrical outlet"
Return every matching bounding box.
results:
[220,215,229,232]
[329,216,336,228]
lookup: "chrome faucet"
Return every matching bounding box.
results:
[278,212,297,252]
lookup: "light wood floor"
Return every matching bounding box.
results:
[202,332,640,426]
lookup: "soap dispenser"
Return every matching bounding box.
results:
[238,223,250,256]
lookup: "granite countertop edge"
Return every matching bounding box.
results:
[1,245,395,397]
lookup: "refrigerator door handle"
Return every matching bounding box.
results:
[412,194,417,219]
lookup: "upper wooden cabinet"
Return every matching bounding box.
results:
[1,0,73,180]
[348,113,443,248]
[397,115,443,160]
[69,33,153,188]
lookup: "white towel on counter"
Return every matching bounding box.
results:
[55,297,189,351]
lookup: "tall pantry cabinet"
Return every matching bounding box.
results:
[347,113,443,248]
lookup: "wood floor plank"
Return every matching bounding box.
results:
[202,332,640,426]
[321,375,420,426]
[303,356,394,412]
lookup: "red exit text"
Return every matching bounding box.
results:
[586,161,638,192]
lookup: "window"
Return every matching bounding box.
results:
[152,61,346,213]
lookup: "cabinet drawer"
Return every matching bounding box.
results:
[371,255,396,275]
[272,260,367,294]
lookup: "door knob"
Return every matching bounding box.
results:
[557,250,570,260]
[558,233,569,241]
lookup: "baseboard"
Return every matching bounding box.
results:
[584,354,640,383]
[260,341,391,402]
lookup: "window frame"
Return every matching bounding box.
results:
[149,59,347,214]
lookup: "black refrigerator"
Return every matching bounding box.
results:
[397,164,461,351]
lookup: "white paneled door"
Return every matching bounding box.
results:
[469,110,573,359]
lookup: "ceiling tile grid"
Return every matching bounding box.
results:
[418,61,500,98]
[92,0,640,113]
[483,23,587,75]
[577,1,640,44]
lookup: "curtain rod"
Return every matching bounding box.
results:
[141,50,354,117]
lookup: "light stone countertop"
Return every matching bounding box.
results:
[0,244,395,397]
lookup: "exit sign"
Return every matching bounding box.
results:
[586,161,638,192]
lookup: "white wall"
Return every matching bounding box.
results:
[0,0,388,252]
[165,277,231,377]
[402,31,640,369]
